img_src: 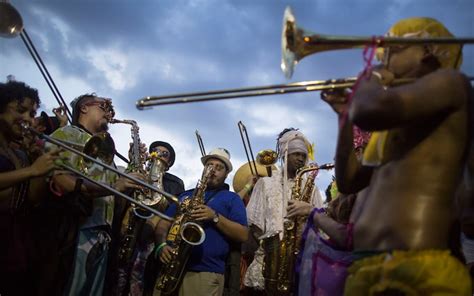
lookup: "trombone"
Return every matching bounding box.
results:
[26,126,179,221]
[136,6,474,109]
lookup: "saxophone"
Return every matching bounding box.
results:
[155,165,214,295]
[263,164,319,295]
[111,119,148,266]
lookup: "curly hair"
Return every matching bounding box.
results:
[0,81,40,113]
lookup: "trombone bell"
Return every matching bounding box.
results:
[281,6,474,78]
[0,2,23,38]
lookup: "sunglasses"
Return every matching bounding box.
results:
[85,99,115,118]
[152,149,170,158]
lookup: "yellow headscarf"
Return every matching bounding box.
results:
[364,17,462,166]
[378,17,463,69]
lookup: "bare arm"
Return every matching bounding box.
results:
[321,90,372,194]
[214,213,249,243]
[51,171,145,198]
[0,150,59,192]
[193,205,249,243]
[350,68,470,131]
[313,212,349,249]
[335,118,372,194]
[155,218,173,263]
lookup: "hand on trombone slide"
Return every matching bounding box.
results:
[29,147,62,177]
[321,89,351,115]
[113,171,147,192]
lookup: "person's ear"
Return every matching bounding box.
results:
[80,104,89,115]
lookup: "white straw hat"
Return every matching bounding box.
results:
[201,148,233,172]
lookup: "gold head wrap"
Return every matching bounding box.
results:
[378,17,462,69]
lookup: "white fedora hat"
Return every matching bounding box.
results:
[201,148,233,172]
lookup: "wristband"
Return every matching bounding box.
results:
[154,242,167,258]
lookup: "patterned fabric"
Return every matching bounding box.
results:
[344,249,472,296]
[297,215,353,296]
[461,232,474,264]
[244,170,323,289]
[66,228,111,295]
[48,125,117,295]
[128,242,154,295]
[48,125,116,228]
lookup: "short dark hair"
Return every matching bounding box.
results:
[70,93,97,125]
[0,81,40,113]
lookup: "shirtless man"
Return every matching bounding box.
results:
[323,17,472,294]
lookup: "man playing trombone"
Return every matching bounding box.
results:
[47,93,145,295]
[323,17,472,294]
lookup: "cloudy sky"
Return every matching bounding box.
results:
[1,0,473,193]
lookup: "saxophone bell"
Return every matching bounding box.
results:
[180,221,206,246]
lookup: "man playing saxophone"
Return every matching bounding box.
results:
[46,93,146,295]
[153,148,248,296]
[244,128,323,295]
[124,141,185,295]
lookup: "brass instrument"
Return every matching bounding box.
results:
[233,121,278,193]
[0,2,23,38]
[281,7,474,78]
[25,125,178,221]
[263,163,334,295]
[195,130,206,157]
[135,7,473,108]
[155,165,214,295]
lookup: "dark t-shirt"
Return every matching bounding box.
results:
[0,150,30,274]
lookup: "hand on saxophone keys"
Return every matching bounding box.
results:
[159,244,174,264]
[191,205,216,222]
[286,200,313,218]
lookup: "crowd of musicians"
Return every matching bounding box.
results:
[1,16,474,296]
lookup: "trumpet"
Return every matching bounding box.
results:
[26,125,178,221]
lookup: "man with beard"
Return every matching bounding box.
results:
[47,93,144,295]
[243,128,323,294]
[0,81,59,296]
[153,148,248,296]
[114,141,185,296]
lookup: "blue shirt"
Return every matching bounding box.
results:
[165,184,247,274]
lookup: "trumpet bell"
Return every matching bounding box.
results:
[0,2,23,38]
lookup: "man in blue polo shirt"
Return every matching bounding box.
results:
[153,148,248,296]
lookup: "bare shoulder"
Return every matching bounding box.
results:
[425,69,472,104]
